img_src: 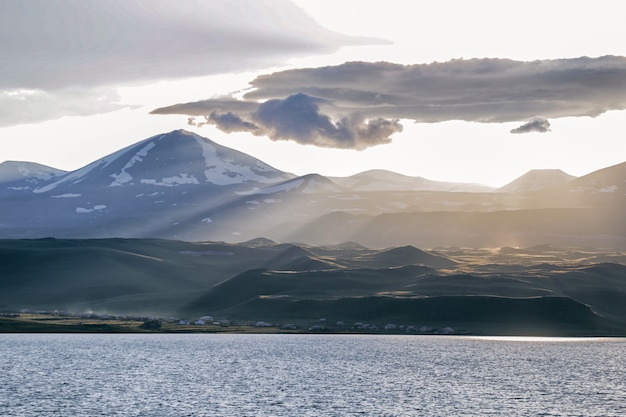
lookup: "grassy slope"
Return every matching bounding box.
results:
[0,238,278,315]
[2,238,626,335]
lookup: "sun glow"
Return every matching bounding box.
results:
[471,336,606,342]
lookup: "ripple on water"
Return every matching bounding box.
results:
[0,334,624,416]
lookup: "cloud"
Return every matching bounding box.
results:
[185,93,403,149]
[154,56,626,148]
[510,117,551,134]
[0,0,370,126]
[0,88,125,127]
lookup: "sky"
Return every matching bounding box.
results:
[1,0,626,187]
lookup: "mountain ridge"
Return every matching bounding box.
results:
[496,169,576,193]
[1,237,625,335]
[1,130,624,248]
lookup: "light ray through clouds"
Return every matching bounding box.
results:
[1,0,626,187]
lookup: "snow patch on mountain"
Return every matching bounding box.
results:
[237,179,305,195]
[140,174,199,186]
[302,178,342,193]
[235,174,342,195]
[76,205,106,213]
[51,193,81,198]
[0,161,66,183]
[191,132,286,185]
[599,185,618,193]
[110,141,156,186]
[34,167,89,193]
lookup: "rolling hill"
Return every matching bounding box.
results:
[1,238,625,335]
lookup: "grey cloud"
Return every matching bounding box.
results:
[253,94,402,149]
[0,88,125,127]
[207,113,261,134]
[174,93,403,149]
[0,0,370,126]
[243,57,626,122]
[510,117,551,134]
[153,56,626,148]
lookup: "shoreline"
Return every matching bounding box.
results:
[2,313,624,337]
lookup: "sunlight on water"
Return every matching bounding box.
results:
[1,334,624,416]
[471,336,611,342]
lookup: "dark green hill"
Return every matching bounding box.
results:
[354,245,458,269]
[0,238,279,315]
[1,238,625,335]
[219,295,617,336]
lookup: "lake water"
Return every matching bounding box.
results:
[1,334,624,416]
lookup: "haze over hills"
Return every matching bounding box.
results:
[1,129,624,249]
[496,169,576,193]
[330,169,494,193]
[1,238,625,335]
[1,130,625,335]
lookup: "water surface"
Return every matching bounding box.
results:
[1,334,624,416]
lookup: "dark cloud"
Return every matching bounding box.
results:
[208,113,261,134]
[153,56,626,148]
[0,0,372,126]
[510,117,551,134]
[182,93,403,149]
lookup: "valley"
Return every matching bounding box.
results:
[1,130,625,335]
[1,238,625,336]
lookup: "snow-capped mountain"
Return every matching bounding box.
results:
[0,161,66,191]
[1,130,295,239]
[0,129,623,247]
[34,129,293,194]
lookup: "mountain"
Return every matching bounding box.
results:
[566,161,626,193]
[0,129,624,249]
[497,169,575,193]
[0,161,66,190]
[0,130,294,239]
[563,161,626,204]
[354,245,458,269]
[331,169,494,192]
[239,173,344,195]
[288,206,626,249]
[33,129,292,194]
[524,161,626,209]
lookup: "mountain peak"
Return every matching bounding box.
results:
[34,130,291,193]
[565,161,626,194]
[331,169,494,192]
[0,160,66,185]
[497,169,576,193]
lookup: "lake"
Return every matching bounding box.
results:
[1,334,624,416]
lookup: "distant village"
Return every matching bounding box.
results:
[5,310,462,335]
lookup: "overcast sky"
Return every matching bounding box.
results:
[1,0,626,186]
